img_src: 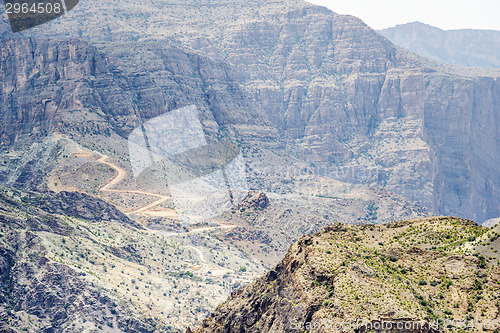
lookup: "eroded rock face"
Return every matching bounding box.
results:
[192,6,500,222]
[0,38,108,146]
[423,73,500,221]
[0,0,499,223]
[0,37,274,148]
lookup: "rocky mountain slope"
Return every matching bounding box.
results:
[379,22,500,69]
[0,1,499,330]
[192,217,500,333]
[0,0,498,222]
[0,187,277,332]
[0,185,426,331]
[0,188,159,332]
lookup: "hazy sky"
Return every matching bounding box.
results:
[307,0,500,31]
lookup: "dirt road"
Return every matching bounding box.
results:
[93,154,173,216]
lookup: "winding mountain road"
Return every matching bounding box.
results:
[95,154,172,215]
[73,150,238,267]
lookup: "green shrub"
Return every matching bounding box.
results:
[475,280,483,290]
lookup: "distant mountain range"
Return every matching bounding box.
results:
[378,21,500,69]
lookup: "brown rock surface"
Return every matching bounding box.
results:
[191,217,500,333]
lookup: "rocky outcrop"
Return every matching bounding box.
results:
[29,190,142,227]
[191,217,500,332]
[0,188,141,228]
[237,191,269,211]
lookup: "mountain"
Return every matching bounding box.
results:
[0,1,499,222]
[0,187,280,332]
[191,216,500,333]
[378,22,500,69]
[0,0,499,330]
[0,188,159,332]
[0,183,425,331]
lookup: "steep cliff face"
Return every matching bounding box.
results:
[206,9,434,210]
[0,35,279,193]
[423,73,500,221]
[1,0,499,221]
[0,36,273,148]
[188,6,500,222]
[378,22,500,69]
[192,217,500,333]
[0,38,109,146]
